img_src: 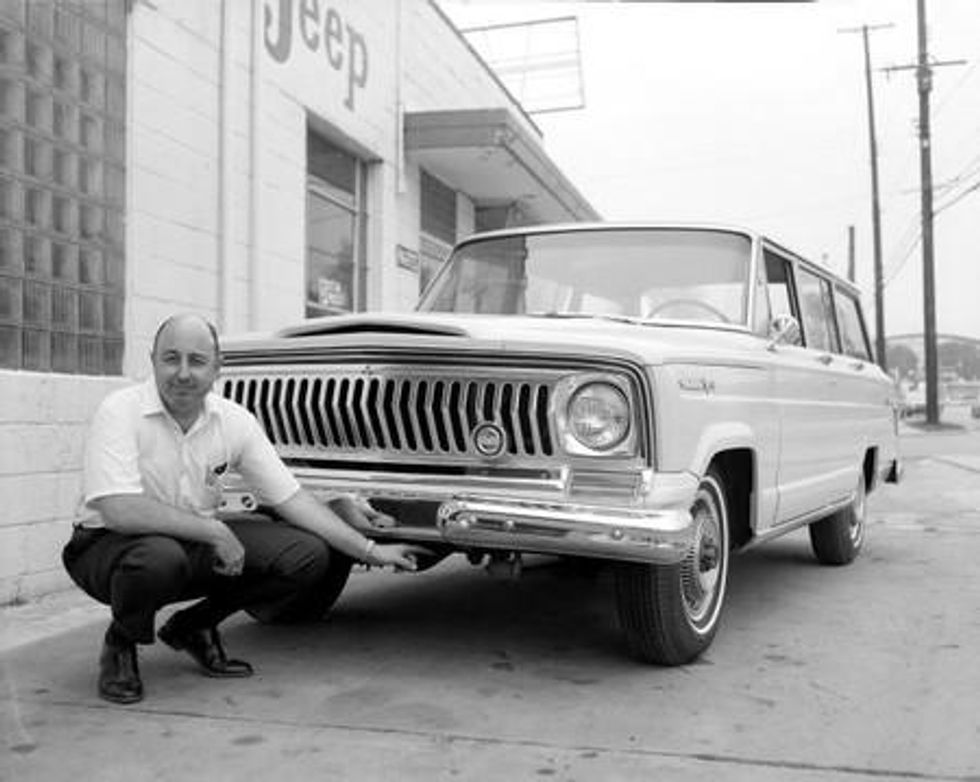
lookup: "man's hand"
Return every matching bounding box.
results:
[362,503,397,529]
[330,495,397,530]
[369,543,433,572]
[208,519,246,576]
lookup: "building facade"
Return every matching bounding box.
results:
[0,0,596,603]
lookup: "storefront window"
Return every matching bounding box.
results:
[419,234,450,297]
[305,131,364,317]
[419,171,456,295]
[0,2,126,374]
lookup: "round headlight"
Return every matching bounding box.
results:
[567,382,630,451]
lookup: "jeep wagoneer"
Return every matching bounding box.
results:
[218,224,902,665]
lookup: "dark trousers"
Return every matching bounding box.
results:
[62,515,331,644]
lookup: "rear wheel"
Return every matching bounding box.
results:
[246,549,353,624]
[614,468,730,665]
[809,474,866,565]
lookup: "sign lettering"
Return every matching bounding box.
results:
[264,0,369,111]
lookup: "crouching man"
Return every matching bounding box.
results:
[63,313,422,704]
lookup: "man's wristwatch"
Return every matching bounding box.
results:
[362,539,377,565]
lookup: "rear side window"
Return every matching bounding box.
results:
[796,268,838,352]
[834,286,872,361]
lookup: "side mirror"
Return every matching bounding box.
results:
[768,313,801,347]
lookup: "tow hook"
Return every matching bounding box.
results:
[485,552,523,579]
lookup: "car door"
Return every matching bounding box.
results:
[831,282,895,474]
[763,251,853,526]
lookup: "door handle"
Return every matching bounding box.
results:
[817,353,833,365]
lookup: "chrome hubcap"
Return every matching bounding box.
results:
[681,493,724,627]
[850,480,866,547]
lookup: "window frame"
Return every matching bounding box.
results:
[304,130,367,318]
[832,283,874,361]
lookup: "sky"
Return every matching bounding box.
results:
[442,1,980,342]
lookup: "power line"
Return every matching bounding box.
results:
[883,170,979,285]
[933,57,977,120]
[934,176,980,216]
[883,226,921,286]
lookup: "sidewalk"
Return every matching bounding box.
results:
[0,589,105,656]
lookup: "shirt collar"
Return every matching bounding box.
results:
[138,378,221,423]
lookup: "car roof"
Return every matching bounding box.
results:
[455,222,862,296]
[458,221,758,243]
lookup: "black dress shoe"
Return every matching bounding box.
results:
[98,638,143,704]
[158,618,254,678]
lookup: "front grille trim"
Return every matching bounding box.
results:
[220,364,566,466]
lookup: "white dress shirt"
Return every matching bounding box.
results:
[79,379,300,527]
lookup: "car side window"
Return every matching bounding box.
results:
[796,268,839,352]
[834,286,873,361]
[763,249,802,345]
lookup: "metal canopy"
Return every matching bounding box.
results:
[404,108,600,224]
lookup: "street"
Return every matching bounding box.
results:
[2,409,979,782]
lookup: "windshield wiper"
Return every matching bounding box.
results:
[536,312,646,326]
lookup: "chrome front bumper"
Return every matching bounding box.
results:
[221,469,696,565]
[434,498,693,564]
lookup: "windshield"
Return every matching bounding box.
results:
[418,228,752,325]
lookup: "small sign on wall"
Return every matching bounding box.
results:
[396,244,420,273]
[317,278,347,309]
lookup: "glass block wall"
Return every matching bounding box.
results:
[0,0,126,374]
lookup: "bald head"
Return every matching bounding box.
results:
[151,314,221,360]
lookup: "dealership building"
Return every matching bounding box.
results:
[0,0,597,602]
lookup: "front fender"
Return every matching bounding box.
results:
[684,421,757,478]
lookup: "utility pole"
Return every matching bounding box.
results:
[839,23,891,369]
[847,224,855,282]
[884,0,965,425]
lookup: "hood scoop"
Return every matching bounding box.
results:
[276,315,468,339]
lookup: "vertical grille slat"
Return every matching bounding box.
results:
[320,378,339,446]
[351,378,370,448]
[448,381,466,452]
[224,367,570,461]
[365,378,386,449]
[296,378,314,446]
[465,381,479,433]
[537,385,553,455]
[282,378,301,445]
[523,383,541,456]
[261,379,282,444]
[500,383,517,455]
[309,378,330,447]
[336,378,356,447]
[383,379,404,451]
[432,380,451,452]
[416,381,434,452]
[402,380,419,451]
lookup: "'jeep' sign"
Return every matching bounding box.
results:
[264,0,369,111]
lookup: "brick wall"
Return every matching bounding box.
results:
[0,372,127,603]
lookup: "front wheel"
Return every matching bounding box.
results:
[614,468,730,665]
[809,474,866,565]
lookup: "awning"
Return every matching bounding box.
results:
[404,108,600,225]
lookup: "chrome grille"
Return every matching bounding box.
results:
[220,368,556,460]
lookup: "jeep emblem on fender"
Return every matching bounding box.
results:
[472,422,506,458]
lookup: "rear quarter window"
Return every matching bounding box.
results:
[834,287,872,361]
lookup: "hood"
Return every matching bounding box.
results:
[222,312,757,366]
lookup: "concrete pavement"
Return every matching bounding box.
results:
[2,425,979,781]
